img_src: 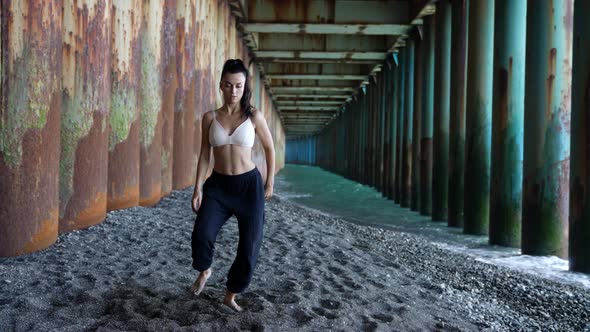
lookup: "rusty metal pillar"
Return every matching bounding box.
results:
[395,50,406,204]
[570,0,590,272]
[139,0,164,207]
[412,29,423,212]
[432,0,452,221]
[448,0,468,228]
[420,15,435,216]
[489,0,526,246]
[107,0,142,211]
[379,71,387,194]
[59,0,110,233]
[161,0,177,197]
[0,1,62,256]
[523,0,572,258]
[402,40,415,208]
[464,0,494,235]
[389,61,398,201]
[173,0,196,190]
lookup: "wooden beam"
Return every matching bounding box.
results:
[274,94,351,99]
[255,51,386,61]
[277,100,344,105]
[272,86,355,93]
[280,106,340,111]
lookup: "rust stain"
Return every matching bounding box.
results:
[107,183,140,211]
[546,48,557,118]
[139,184,162,207]
[63,191,107,232]
[23,209,58,254]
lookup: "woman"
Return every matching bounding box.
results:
[190,59,275,312]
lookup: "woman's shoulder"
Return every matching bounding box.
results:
[204,109,220,121]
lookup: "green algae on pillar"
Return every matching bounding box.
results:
[0,1,62,256]
[402,40,416,208]
[420,15,435,217]
[569,0,590,272]
[432,0,452,221]
[60,0,111,232]
[489,0,526,246]
[522,0,572,258]
[448,0,468,228]
[463,0,494,235]
[140,0,164,207]
[108,0,143,211]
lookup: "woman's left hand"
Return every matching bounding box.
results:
[264,184,273,200]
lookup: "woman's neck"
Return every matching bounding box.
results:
[224,103,241,115]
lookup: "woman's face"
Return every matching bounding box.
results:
[220,72,246,106]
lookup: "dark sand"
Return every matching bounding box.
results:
[1,187,589,331]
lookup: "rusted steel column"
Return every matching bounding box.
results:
[139,0,164,207]
[489,0,526,246]
[59,0,110,233]
[0,1,62,256]
[402,40,415,208]
[383,64,392,198]
[370,79,376,188]
[173,0,196,190]
[389,62,398,200]
[464,0,494,235]
[412,30,423,212]
[379,72,386,194]
[107,0,142,211]
[395,50,406,204]
[161,0,177,197]
[420,15,435,216]
[570,0,590,272]
[432,0,452,221]
[448,0,468,228]
[523,0,572,258]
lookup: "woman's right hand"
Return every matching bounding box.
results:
[192,189,202,214]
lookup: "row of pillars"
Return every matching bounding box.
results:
[286,137,317,165]
[298,0,590,273]
[0,0,282,257]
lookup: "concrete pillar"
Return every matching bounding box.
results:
[0,1,62,256]
[522,0,572,258]
[448,0,468,227]
[569,0,590,271]
[432,0,452,221]
[420,15,436,217]
[60,0,110,232]
[489,0,526,246]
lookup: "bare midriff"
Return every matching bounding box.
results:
[212,145,255,175]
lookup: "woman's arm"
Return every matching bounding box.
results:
[252,109,275,199]
[192,111,213,212]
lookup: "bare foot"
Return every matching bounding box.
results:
[190,269,211,296]
[223,291,243,312]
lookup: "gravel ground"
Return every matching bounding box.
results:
[0,186,589,331]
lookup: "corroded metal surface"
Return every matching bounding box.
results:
[522,0,572,258]
[448,0,468,228]
[139,0,164,207]
[160,0,177,196]
[0,1,62,256]
[489,0,526,246]
[172,0,196,190]
[432,0,451,221]
[107,0,142,211]
[395,51,406,204]
[402,40,415,208]
[464,0,494,236]
[570,0,590,273]
[60,0,111,232]
[411,30,423,212]
[420,15,435,216]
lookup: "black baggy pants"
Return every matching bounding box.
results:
[191,167,265,294]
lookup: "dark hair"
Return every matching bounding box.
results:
[220,59,253,117]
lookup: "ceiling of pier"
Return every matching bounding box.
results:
[229,0,434,139]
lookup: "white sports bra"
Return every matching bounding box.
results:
[209,110,255,148]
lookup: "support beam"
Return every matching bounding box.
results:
[255,51,387,61]
[464,0,494,236]
[267,74,366,80]
[420,15,435,216]
[280,106,340,111]
[244,23,408,35]
[272,87,355,93]
[490,0,526,247]
[277,100,344,105]
[261,59,382,65]
[522,0,572,258]
[275,94,350,99]
[570,0,590,273]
